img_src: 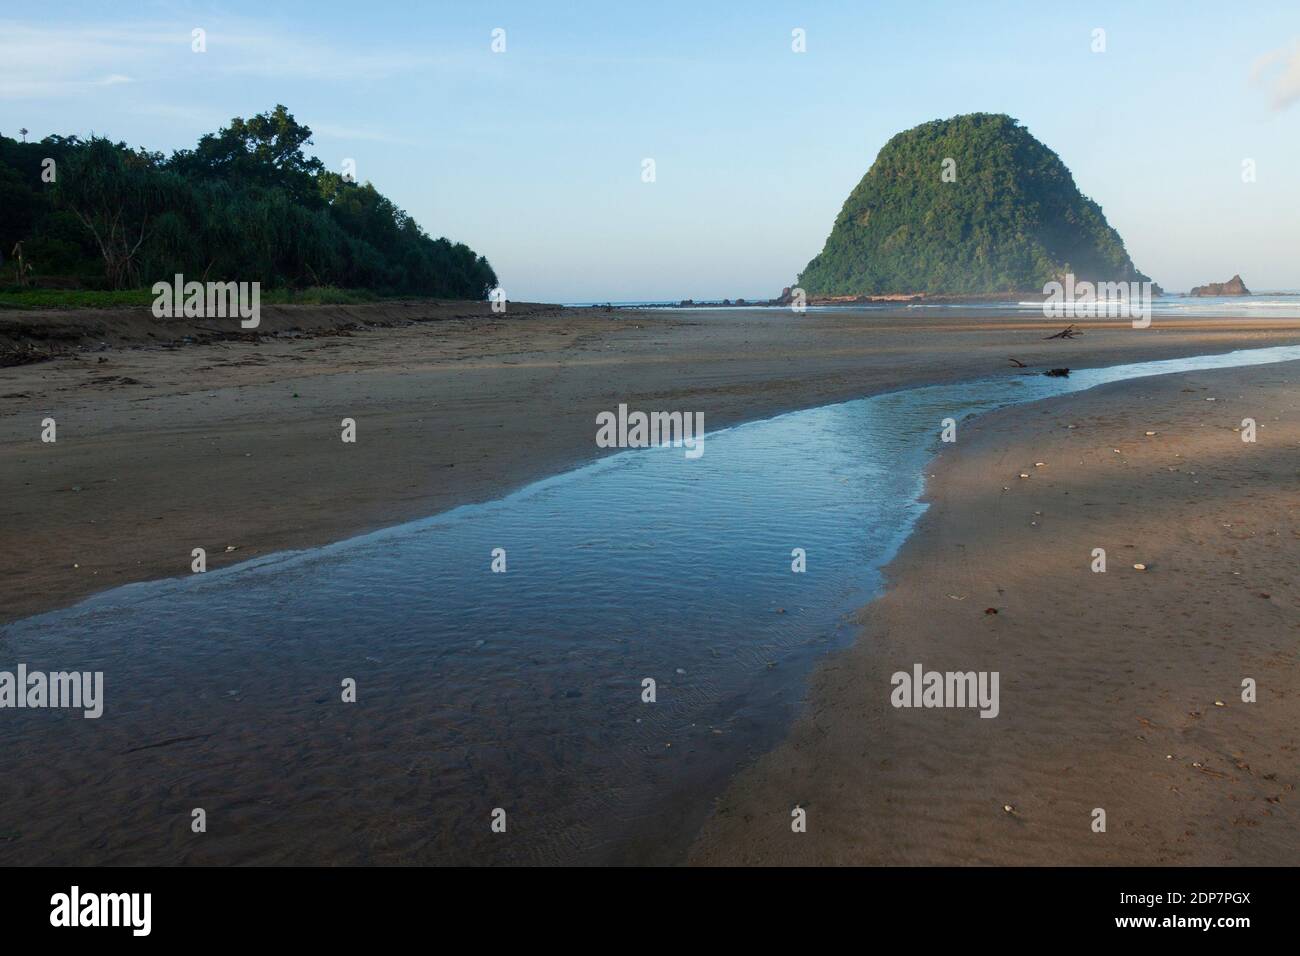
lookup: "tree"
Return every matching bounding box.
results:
[56,138,192,289]
[1,110,497,298]
[168,105,325,206]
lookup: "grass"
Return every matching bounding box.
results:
[0,285,392,310]
[0,288,155,309]
[260,286,381,305]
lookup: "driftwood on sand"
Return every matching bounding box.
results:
[1043,324,1082,340]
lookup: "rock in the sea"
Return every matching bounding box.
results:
[1190,274,1251,296]
[795,113,1151,296]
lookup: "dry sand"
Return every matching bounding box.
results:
[690,360,1299,866]
[3,304,1300,625]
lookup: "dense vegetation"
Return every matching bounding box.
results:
[797,113,1148,296]
[0,106,497,299]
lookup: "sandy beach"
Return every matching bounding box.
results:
[0,305,1298,869]
[690,359,1299,865]
[3,304,1300,625]
[11,2,1300,928]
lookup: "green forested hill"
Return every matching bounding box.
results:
[797,113,1148,296]
[0,106,497,299]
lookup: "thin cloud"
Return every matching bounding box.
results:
[0,20,169,98]
[1251,41,1300,110]
[213,33,437,80]
[129,103,228,127]
[311,123,417,146]
[0,75,135,98]
[0,18,443,100]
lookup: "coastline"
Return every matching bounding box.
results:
[689,359,1300,865]
[4,306,1300,624]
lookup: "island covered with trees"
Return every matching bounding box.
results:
[797,113,1149,297]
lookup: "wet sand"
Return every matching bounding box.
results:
[4,303,1300,624]
[690,360,1299,865]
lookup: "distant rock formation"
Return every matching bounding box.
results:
[1190,274,1250,296]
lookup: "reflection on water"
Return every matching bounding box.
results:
[2,345,1297,864]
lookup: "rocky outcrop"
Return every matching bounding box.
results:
[1190,274,1251,296]
[796,113,1150,296]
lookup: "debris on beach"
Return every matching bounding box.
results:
[1043,324,1082,340]
[1133,563,1147,571]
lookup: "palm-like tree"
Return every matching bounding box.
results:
[19,128,28,142]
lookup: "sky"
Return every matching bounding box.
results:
[3,1,1299,300]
